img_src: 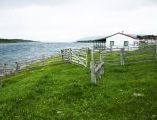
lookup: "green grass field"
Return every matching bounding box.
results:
[0,49,157,120]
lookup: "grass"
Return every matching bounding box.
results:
[0,48,157,120]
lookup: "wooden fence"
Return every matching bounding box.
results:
[125,45,157,64]
[0,52,63,74]
[90,48,104,84]
[0,64,14,88]
[0,48,88,78]
[61,49,72,63]
[102,45,157,66]
[1,45,155,86]
[61,48,88,67]
[0,52,64,87]
[61,48,105,84]
[89,44,157,84]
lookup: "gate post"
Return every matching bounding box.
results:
[100,54,104,75]
[0,65,4,88]
[0,77,2,88]
[0,64,6,88]
[85,48,88,68]
[4,64,7,75]
[90,48,96,84]
[61,50,64,62]
[15,62,20,72]
[120,48,125,65]
[155,39,157,61]
[69,48,72,63]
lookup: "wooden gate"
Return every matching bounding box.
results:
[61,48,88,67]
[90,49,104,84]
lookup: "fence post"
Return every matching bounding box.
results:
[120,48,125,65]
[85,49,88,67]
[0,65,1,88]
[69,48,72,63]
[4,64,7,75]
[100,54,104,75]
[0,64,6,88]
[61,50,64,62]
[100,54,103,63]
[0,76,2,88]
[110,46,112,52]
[155,39,157,61]
[42,55,45,66]
[15,62,20,72]
[90,48,96,84]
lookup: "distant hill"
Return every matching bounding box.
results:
[0,38,37,43]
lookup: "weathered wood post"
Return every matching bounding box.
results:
[0,76,2,88]
[90,47,96,84]
[61,49,64,62]
[69,48,72,63]
[100,54,104,75]
[85,48,88,68]
[0,64,6,88]
[110,46,112,52]
[4,64,7,75]
[0,73,3,88]
[100,54,103,63]
[120,48,125,65]
[155,39,157,61]
[15,62,20,72]
[42,55,45,66]
[0,64,2,88]
[0,66,1,88]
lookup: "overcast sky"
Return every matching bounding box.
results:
[0,0,157,42]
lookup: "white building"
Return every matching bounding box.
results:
[105,33,139,50]
[78,32,141,50]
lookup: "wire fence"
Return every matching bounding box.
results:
[90,44,157,84]
[102,45,157,66]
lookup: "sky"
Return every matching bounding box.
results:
[0,0,157,42]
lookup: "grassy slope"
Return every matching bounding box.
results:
[0,56,157,119]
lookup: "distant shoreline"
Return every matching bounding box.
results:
[0,39,37,43]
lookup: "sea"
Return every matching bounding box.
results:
[0,42,93,67]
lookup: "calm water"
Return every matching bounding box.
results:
[0,42,92,66]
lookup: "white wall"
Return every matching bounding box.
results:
[106,34,139,49]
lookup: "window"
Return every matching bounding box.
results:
[110,41,114,46]
[124,41,129,46]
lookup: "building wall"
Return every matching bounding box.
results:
[106,34,139,50]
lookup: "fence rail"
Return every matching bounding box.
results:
[90,49,104,84]
[102,45,157,66]
[0,53,63,76]
[0,48,89,77]
[90,44,157,84]
[1,45,156,87]
[61,48,88,67]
